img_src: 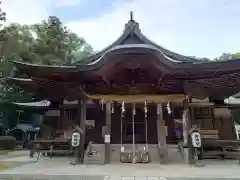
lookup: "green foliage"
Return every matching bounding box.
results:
[0,15,93,128]
[213,53,232,61]
[0,136,16,150]
[0,0,6,22]
[231,53,240,59]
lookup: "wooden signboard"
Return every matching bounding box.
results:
[104,134,110,143]
[85,120,95,127]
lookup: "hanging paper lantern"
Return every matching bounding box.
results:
[167,102,171,114]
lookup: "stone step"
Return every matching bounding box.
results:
[167,144,185,163]
[148,145,160,162]
[86,144,184,164]
[84,144,105,164]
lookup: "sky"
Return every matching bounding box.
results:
[2,0,240,59]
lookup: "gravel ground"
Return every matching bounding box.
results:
[0,155,239,179]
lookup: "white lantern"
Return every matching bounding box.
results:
[71,132,81,147]
[191,132,201,148]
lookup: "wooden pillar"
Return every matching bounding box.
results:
[183,98,194,165]
[79,99,87,164]
[156,104,168,164]
[59,106,64,129]
[105,101,111,164]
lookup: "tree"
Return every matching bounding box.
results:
[199,57,211,62]
[231,53,240,59]
[30,16,93,65]
[213,53,232,61]
[0,0,6,22]
[0,16,93,127]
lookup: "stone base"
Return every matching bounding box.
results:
[84,144,105,164]
[183,147,190,163]
[159,147,168,164]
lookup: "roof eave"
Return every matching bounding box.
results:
[11,60,78,74]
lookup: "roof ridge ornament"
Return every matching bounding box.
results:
[124,11,141,34]
[130,11,133,21]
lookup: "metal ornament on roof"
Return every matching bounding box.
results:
[166,102,171,115]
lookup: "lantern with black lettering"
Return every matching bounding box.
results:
[191,131,202,148]
[71,132,81,147]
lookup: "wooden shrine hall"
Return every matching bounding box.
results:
[7,12,240,165]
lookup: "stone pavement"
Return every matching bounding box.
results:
[0,156,239,179]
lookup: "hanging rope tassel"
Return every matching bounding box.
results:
[167,102,171,115]
[132,103,136,163]
[101,99,104,110]
[120,101,125,153]
[111,101,114,114]
[144,101,148,152]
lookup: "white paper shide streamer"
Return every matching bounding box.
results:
[166,102,171,114]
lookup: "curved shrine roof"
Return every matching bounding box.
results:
[10,14,240,74]
[74,18,201,66]
[8,13,240,100]
[10,15,205,73]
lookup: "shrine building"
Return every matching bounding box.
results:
[8,12,240,164]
